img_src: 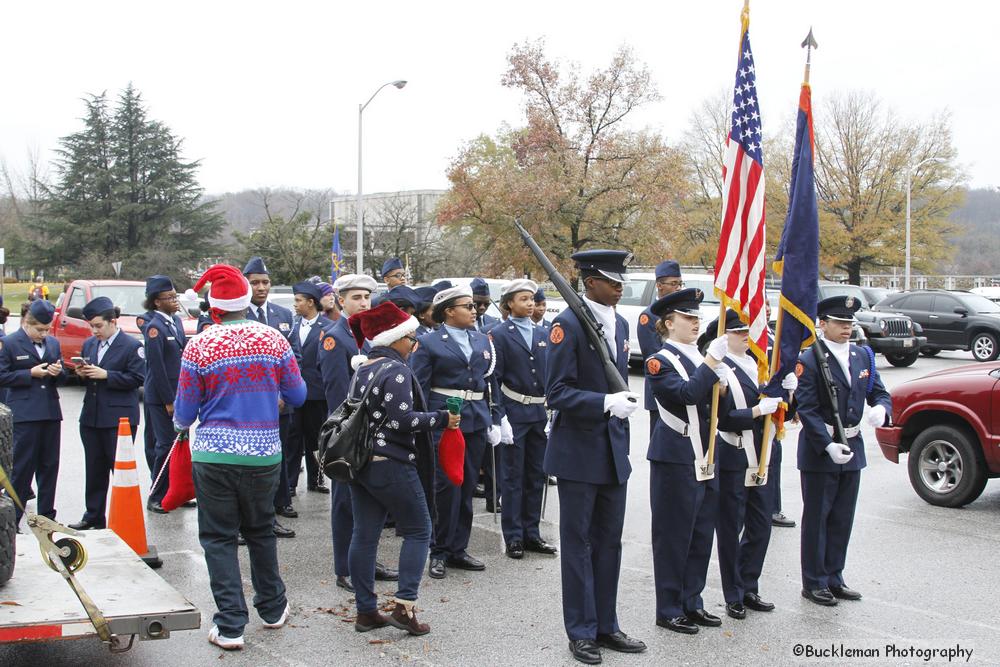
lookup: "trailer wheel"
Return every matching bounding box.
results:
[0,495,14,585]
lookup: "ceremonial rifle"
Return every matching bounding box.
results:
[811,338,849,445]
[513,219,631,395]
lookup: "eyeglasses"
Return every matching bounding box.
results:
[157,294,179,301]
[386,272,405,280]
[450,302,476,311]
[404,335,419,347]
[657,279,684,288]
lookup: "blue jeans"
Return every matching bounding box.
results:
[193,462,287,637]
[349,459,431,614]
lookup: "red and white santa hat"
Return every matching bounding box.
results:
[192,264,252,322]
[349,301,419,350]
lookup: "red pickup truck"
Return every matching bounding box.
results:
[52,280,198,367]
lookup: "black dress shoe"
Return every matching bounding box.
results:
[802,588,838,606]
[743,592,775,612]
[830,585,862,601]
[772,512,796,528]
[182,500,197,508]
[68,519,103,531]
[595,631,646,653]
[506,540,524,559]
[308,483,330,494]
[446,553,485,571]
[568,639,602,665]
[656,616,699,634]
[485,500,501,513]
[237,533,246,546]
[336,575,354,592]
[524,538,557,555]
[547,475,557,486]
[473,483,486,498]
[146,500,167,514]
[374,561,399,581]
[273,521,295,538]
[275,505,298,519]
[428,558,446,579]
[726,602,746,619]
[685,609,722,627]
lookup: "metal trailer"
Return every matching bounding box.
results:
[0,530,199,651]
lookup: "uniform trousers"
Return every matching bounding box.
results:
[431,428,486,559]
[273,413,292,509]
[144,403,174,504]
[800,469,861,590]
[650,461,719,619]
[80,423,136,526]
[716,466,775,603]
[330,480,353,577]
[499,419,546,543]
[12,420,60,522]
[287,399,325,490]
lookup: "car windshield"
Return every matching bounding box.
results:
[619,278,651,306]
[682,277,721,305]
[958,293,1000,314]
[821,284,870,309]
[91,285,148,316]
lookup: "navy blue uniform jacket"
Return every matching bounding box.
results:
[290,315,332,401]
[139,311,186,406]
[317,316,368,413]
[410,327,498,434]
[79,333,145,429]
[716,357,791,471]
[795,343,891,473]
[636,306,661,411]
[645,342,719,465]
[491,320,548,424]
[543,308,631,485]
[0,329,66,422]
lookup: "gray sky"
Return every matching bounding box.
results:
[2,1,996,197]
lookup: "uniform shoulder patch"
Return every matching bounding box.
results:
[549,326,564,344]
[639,313,649,326]
[322,336,336,351]
[646,357,661,374]
[795,361,804,377]
[149,327,159,339]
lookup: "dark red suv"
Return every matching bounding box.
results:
[876,361,1000,507]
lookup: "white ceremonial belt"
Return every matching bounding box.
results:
[719,431,745,449]
[658,409,690,437]
[432,387,484,401]
[501,384,546,405]
[826,423,861,439]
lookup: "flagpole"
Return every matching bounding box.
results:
[706,302,727,469]
[757,29,818,482]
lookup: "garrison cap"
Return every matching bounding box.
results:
[292,281,324,304]
[29,299,55,324]
[386,285,421,310]
[533,288,546,303]
[470,277,491,297]
[431,280,453,292]
[655,260,681,280]
[413,286,438,310]
[145,275,174,297]
[650,287,704,318]
[572,249,633,283]
[82,296,115,320]
[817,295,861,322]
[242,256,269,275]
[381,257,404,277]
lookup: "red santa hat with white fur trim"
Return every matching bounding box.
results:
[349,302,419,350]
[192,264,252,323]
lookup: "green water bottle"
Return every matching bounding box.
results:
[446,396,464,415]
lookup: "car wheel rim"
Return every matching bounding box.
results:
[973,337,994,359]
[918,440,963,494]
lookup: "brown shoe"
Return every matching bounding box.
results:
[355,610,390,632]
[388,600,430,636]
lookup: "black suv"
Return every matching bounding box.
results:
[874,289,1000,362]
[817,283,925,367]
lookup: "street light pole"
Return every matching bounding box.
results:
[355,79,407,275]
[904,156,945,291]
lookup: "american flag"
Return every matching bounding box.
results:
[714,21,769,383]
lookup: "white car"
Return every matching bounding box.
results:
[540,271,721,364]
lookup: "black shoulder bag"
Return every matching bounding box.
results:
[318,364,388,484]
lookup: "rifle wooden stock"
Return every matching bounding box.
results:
[513,219,629,394]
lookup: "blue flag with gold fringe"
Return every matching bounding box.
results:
[766,82,819,396]
[331,225,345,282]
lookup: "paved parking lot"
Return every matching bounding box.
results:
[2,350,998,665]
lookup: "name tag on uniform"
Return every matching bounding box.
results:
[16,355,29,360]
[167,336,176,341]
[537,341,547,347]
[279,323,290,332]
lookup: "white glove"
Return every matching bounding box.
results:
[603,391,641,419]
[487,425,502,447]
[757,396,781,415]
[825,442,854,465]
[866,404,887,427]
[500,416,514,444]
[712,364,729,387]
[706,335,729,361]
[781,373,798,391]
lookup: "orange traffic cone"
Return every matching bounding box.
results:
[107,417,162,569]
